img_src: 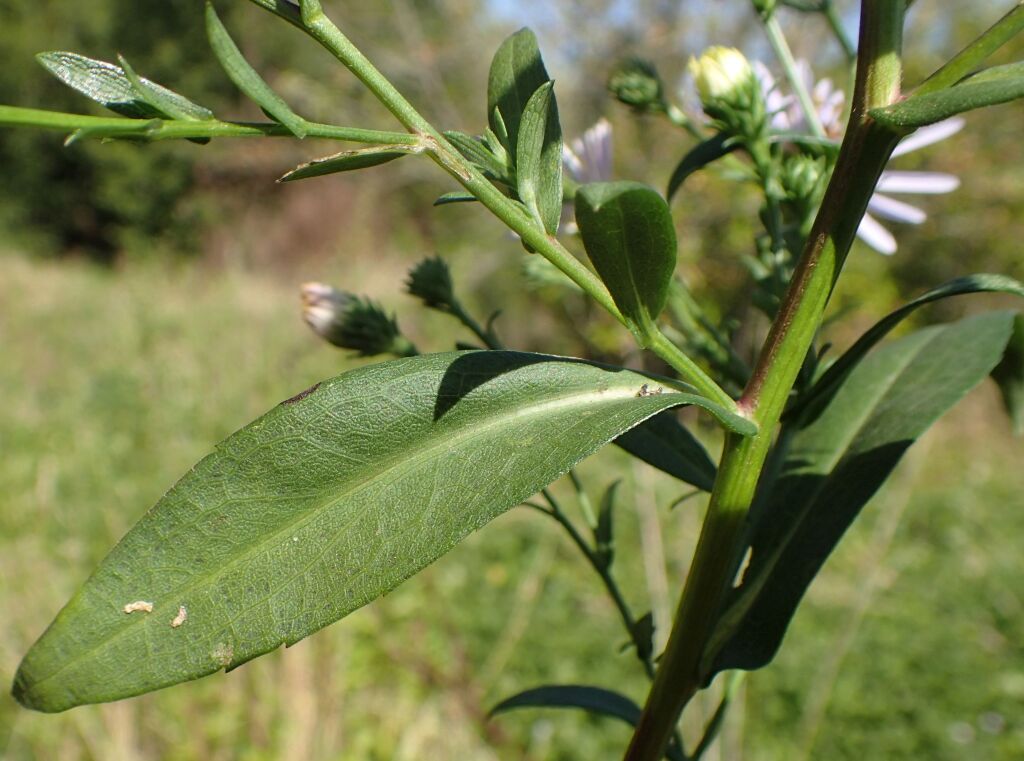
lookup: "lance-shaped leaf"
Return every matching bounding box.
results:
[593,480,620,570]
[706,311,1016,675]
[576,181,677,345]
[793,273,1024,425]
[871,62,1024,130]
[14,351,752,713]
[205,2,308,138]
[666,133,739,202]
[278,145,421,182]
[487,28,550,161]
[515,82,563,234]
[490,684,642,727]
[615,411,716,491]
[443,130,509,181]
[993,313,1024,435]
[37,51,214,121]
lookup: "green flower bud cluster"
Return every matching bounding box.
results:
[405,256,455,310]
[607,57,666,113]
[780,153,827,215]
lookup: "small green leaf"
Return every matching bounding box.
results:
[993,313,1024,435]
[615,411,716,491]
[706,311,1016,675]
[794,273,1024,424]
[487,28,550,161]
[490,684,641,727]
[37,51,214,121]
[14,351,748,712]
[576,181,677,344]
[871,64,1024,129]
[205,2,308,138]
[443,130,509,180]
[667,133,739,202]
[278,145,419,182]
[115,55,211,123]
[515,81,563,233]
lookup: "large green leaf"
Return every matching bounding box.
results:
[36,51,214,121]
[515,82,563,234]
[576,181,677,345]
[14,351,751,713]
[706,311,1016,674]
[487,28,550,163]
[793,273,1024,424]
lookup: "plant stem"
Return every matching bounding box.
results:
[822,1,858,63]
[761,12,828,139]
[288,1,738,410]
[622,3,907,759]
[0,105,418,144]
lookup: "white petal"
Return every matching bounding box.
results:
[868,193,927,224]
[891,117,966,157]
[857,213,897,255]
[876,170,960,195]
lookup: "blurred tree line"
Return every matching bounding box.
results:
[1,0,1021,304]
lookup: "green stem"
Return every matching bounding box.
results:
[761,12,828,139]
[287,1,738,411]
[822,1,858,63]
[622,3,907,759]
[0,105,417,144]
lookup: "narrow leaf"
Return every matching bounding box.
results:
[871,66,1024,129]
[433,191,479,206]
[707,311,1016,674]
[490,684,641,727]
[993,313,1024,435]
[487,28,550,161]
[14,351,748,712]
[37,51,214,121]
[515,82,563,233]
[615,411,717,491]
[666,133,739,202]
[278,145,419,182]
[915,3,1024,96]
[593,480,620,569]
[576,181,677,344]
[205,2,308,138]
[443,130,508,180]
[794,273,1024,424]
[115,55,211,123]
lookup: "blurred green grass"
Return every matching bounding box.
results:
[1,255,1022,760]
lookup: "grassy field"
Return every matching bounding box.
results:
[1,255,1022,760]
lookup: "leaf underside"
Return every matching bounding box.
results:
[15,351,748,713]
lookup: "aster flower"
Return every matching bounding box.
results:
[755,61,963,255]
[560,118,613,233]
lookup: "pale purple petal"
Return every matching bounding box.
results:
[867,193,927,224]
[562,144,584,181]
[876,170,960,195]
[891,117,965,157]
[857,213,897,255]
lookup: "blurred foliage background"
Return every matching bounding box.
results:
[1,0,1022,759]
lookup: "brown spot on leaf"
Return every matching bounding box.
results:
[281,382,322,406]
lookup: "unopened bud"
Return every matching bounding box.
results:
[300,282,415,357]
[607,58,665,113]
[405,256,455,310]
[688,47,755,110]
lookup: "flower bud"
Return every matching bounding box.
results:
[405,256,455,310]
[607,58,665,113]
[688,47,755,111]
[300,282,415,357]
